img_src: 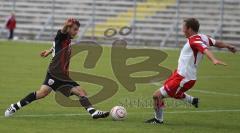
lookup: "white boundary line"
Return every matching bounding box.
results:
[164,109,240,114]
[150,82,240,97]
[1,109,240,118]
[198,76,240,79]
[191,90,240,97]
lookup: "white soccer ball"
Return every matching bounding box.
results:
[110,106,127,121]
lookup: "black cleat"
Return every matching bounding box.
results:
[192,97,199,108]
[145,118,163,124]
[92,110,110,119]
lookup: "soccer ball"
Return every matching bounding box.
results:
[110,106,127,121]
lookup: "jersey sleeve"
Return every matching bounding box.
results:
[55,30,68,41]
[207,36,216,46]
[189,36,208,54]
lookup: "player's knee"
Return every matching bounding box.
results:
[36,89,50,99]
[153,90,162,99]
[153,93,158,100]
[71,87,86,97]
[78,89,86,97]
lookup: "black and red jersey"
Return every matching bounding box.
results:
[48,30,72,81]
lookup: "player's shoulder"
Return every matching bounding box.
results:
[55,29,69,40]
[55,29,62,37]
[56,29,65,36]
[188,34,203,45]
[189,34,212,44]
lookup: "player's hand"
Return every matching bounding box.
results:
[62,18,77,33]
[40,50,51,57]
[213,59,227,66]
[227,45,237,53]
[65,18,75,27]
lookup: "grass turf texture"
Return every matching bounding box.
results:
[0,40,240,133]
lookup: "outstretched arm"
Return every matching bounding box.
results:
[214,41,237,53]
[40,47,53,58]
[40,18,75,58]
[203,49,227,66]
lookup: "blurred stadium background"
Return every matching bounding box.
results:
[0,0,239,48]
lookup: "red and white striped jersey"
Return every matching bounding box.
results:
[177,34,216,80]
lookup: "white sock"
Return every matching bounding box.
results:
[87,107,96,115]
[154,107,164,122]
[182,93,193,104]
[17,101,22,108]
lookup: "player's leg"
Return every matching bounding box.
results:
[175,80,199,108]
[8,29,11,39]
[180,92,199,108]
[70,86,109,119]
[4,85,52,117]
[153,89,165,122]
[145,87,168,124]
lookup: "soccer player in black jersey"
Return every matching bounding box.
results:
[4,18,109,119]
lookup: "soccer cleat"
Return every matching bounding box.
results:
[145,118,164,124]
[4,104,17,117]
[92,110,109,119]
[192,97,199,108]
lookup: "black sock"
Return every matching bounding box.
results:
[13,92,36,110]
[79,96,96,114]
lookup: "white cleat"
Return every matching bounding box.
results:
[4,104,16,117]
[91,110,109,119]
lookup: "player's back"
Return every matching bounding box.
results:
[177,34,216,80]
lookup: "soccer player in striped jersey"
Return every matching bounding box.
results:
[5,18,109,119]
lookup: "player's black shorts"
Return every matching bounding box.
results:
[43,72,79,91]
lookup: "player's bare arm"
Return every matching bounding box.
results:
[40,18,77,58]
[203,49,227,66]
[214,41,237,53]
[61,18,74,34]
[40,46,53,58]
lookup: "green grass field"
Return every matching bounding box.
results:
[0,40,240,133]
